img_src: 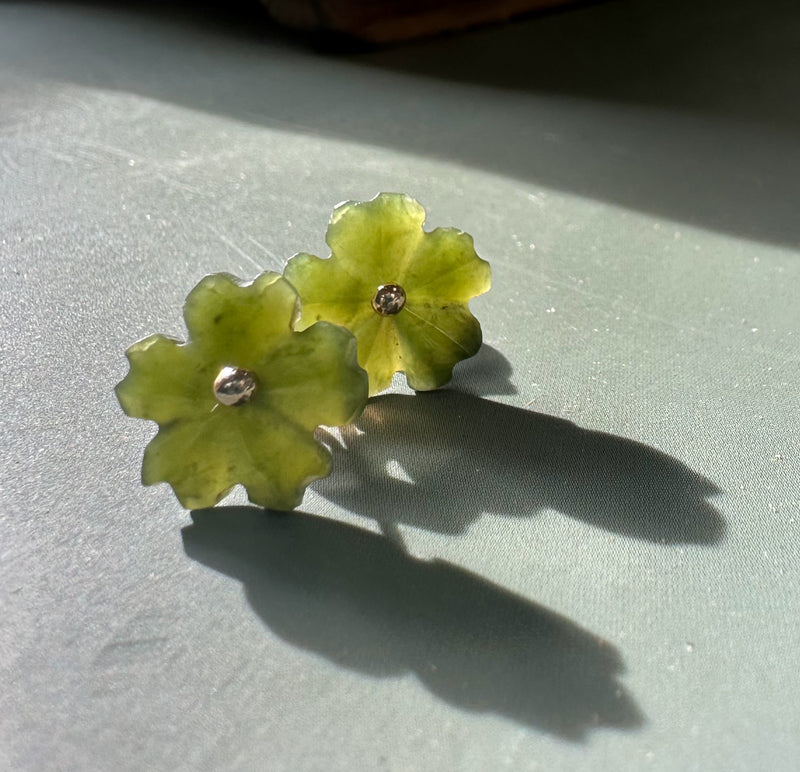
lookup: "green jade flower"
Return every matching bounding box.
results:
[284,193,492,395]
[115,272,368,510]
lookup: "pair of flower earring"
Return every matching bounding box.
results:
[116,193,492,511]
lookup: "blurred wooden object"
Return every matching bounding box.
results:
[261,0,582,44]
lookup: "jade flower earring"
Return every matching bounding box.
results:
[284,193,492,395]
[115,272,368,510]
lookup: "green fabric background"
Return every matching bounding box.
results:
[1,1,798,769]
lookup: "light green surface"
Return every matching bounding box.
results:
[1,2,799,770]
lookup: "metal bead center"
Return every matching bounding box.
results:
[213,366,257,406]
[371,283,406,316]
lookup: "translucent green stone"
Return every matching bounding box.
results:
[284,193,492,395]
[115,272,368,510]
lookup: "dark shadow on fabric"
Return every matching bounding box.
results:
[1,0,799,247]
[316,390,724,543]
[182,506,644,740]
[448,343,517,397]
[356,0,800,133]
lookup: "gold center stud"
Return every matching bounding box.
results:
[213,366,257,406]
[371,284,406,315]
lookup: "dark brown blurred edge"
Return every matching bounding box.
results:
[261,0,582,44]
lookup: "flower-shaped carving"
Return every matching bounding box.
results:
[284,193,491,395]
[115,272,368,510]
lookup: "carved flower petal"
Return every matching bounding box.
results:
[261,321,368,431]
[283,253,369,330]
[405,228,491,304]
[395,302,482,391]
[141,408,331,511]
[350,314,402,395]
[325,193,425,283]
[182,272,300,369]
[116,334,213,424]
